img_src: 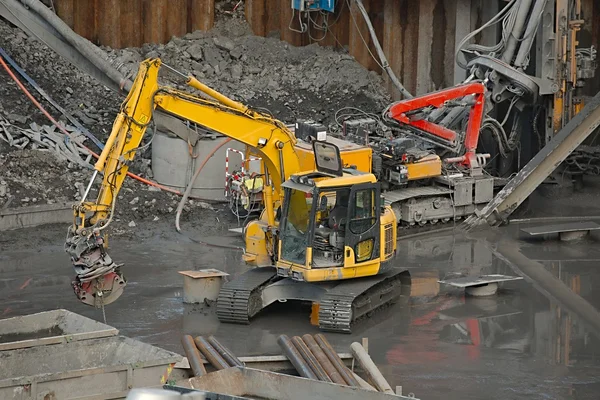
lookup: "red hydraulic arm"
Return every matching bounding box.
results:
[385,82,488,170]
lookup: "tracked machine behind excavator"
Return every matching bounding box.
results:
[65,59,497,332]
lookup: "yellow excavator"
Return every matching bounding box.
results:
[69,58,492,332]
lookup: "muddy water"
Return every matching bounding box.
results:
[1,224,600,399]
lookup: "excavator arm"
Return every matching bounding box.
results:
[65,58,300,307]
[383,82,489,172]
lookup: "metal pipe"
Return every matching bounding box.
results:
[351,370,377,391]
[186,75,249,114]
[350,342,394,394]
[194,336,230,370]
[302,335,346,385]
[314,334,360,387]
[502,0,535,64]
[207,336,244,367]
[181,335,207,377]
[80,170,98,204]
[277,335,318,380]
[514,0,548,69]
[291,336,331,382]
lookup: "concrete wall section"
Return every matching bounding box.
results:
[0,202,74,231]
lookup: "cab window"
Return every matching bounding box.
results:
[349,188,376,234]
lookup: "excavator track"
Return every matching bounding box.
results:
[216,267,278,324]
[318,269,410,333]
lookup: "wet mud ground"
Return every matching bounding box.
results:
[2,193,600,399]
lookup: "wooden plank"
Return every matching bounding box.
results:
[142,0,168,44]
[95,0,120,48]
[349,0,371,70]
[54,0,75,29]
[401,0,418,95]
[73,0,96,43]
[265,0,281,37]
[168,0,187,39]
[119,0,142,48]
[246,0,267,36]
[369,0,384,74]
[383,0,403,99]
[280,5,303,47]
[416,0,434,95]
[189,0,214,32]
[321,0,349,48]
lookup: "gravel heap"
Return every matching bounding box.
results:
[0,10,389,223]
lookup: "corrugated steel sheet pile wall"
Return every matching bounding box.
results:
[53,0,214,48]
[51,0,600,100]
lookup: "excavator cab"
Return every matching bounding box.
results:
[276,141,386,282]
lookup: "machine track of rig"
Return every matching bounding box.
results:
[318,269,410,333]
[216,267,277,324]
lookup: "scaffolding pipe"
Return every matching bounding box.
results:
[291,336,332,382]
[194,336,230,370]
[302,334,346,385]
[180,335,207,377]
[314,334,360,387]
[514,0,548,69]
[501,0,535,64]
[354,0,413,99]
[350,342,394,394]
[277,335,319,380]
[207,336,244,367]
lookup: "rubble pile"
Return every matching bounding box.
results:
[0,9,389,223]
[105,17,388,125]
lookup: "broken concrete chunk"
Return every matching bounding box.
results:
[186,43,204,61]
[231,64,243,80]
[128,221,136,227]
[213,36,235,52]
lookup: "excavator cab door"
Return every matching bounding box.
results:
[344,183,381,265]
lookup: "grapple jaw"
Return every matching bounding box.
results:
[66,227,127,308]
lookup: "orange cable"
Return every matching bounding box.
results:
[0,53,196,197]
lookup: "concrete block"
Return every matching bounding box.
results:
[0,202,74,231]
[179,269,229,304]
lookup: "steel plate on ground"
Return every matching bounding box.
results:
[521,221,600,236]
[439,274,523,288]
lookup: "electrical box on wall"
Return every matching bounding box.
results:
[291,0,335,13]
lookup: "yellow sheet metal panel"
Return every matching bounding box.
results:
[406,156,441,180]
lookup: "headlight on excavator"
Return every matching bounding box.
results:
[355,239,374,263]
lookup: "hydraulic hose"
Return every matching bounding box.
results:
[353,0,412,99]
[19,0,132,91]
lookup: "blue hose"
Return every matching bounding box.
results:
[0,46,104,150]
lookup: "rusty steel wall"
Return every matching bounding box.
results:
[53,0,215,48]
[245,0,600,100]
